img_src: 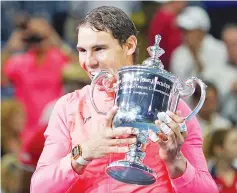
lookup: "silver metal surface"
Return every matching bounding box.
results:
[106,160,157,185]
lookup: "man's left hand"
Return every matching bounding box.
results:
[155,110,187,163]
[154,110,188,178]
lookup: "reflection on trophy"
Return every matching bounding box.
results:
[90,35,207,185]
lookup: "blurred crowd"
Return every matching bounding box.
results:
[1,1,237,193]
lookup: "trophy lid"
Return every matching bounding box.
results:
[140,35,176,80]
[142,35,165,69]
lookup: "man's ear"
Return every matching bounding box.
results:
[123,35,137,56]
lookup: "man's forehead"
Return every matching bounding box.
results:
[77,26,115,47]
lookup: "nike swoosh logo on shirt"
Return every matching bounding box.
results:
[83,116,91,124]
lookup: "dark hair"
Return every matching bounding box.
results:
[77,6,138,63]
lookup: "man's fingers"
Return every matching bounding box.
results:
[158,111,186,143]
[104,106,119,127]
[166,111,184,123]
[163,119,184,145]
[155,120,171,135]
[107,137,136,146]
[155,120,182,146]
[104,127,134,138]
[166,111,187,142]
[106,146,130,153]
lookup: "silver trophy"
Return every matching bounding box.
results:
[90,35,206,185]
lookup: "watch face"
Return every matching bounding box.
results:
[72,145,82,159]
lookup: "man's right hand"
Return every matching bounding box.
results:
[80,106,136,161]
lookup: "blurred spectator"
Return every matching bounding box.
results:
[17,63,90,193]
[1,13,30,99]
[16,124,47,193]
[1,99,25,156]
[208,24,237,99]
[1,1,70,43]
[3,17,75,137]
[202,1,237,39]
[148,1,187,70]
[220,24,237,126]
[192,81,232,137]
[203,128,237,193]
[170,6,227,80]
[1,99,25,193]
[1,13,29,57]
[1,154,21,193]
[222,24,237,72]
[203,23,237,126]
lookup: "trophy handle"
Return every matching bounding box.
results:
[177,77,207,121]
[90,71,117,115]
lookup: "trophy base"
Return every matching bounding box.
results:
[106,160,156,185]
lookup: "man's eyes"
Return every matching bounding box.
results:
[77,47,106,53]
[95,47,105,51]
[77,48,86,53]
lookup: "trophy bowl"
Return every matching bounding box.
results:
[90,35,206,185]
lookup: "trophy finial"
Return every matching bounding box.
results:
[143,34,165,69]
[149,35,165,59]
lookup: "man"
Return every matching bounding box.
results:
[170,6,227,81]
[31,6,218,192]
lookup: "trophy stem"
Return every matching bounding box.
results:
[126,143,145,163]
[126,130,148,163]
[106,129,157,185]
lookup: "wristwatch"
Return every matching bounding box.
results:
[71,144,91,166]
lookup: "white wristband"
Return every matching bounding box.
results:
[75,156,91,166]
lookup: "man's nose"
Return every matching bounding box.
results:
[85,53,98,69]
